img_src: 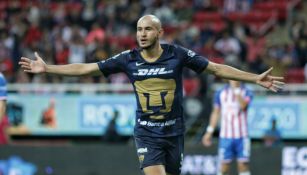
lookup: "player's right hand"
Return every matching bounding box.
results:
[202,133,212,147]
[19,52,46,73]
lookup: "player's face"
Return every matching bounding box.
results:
[136,19,161,49]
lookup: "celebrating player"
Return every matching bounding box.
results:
[19,15,284,175]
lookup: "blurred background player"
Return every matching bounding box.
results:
[0,72,30,145]
[0,72,9,144]
[202,80,253,175]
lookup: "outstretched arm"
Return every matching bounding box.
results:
[204,62,284,92]
[19,52,102,76]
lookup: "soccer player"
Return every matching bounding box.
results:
[0,73,30,145]
[19,15,284,175]
[202,80,253,175]
[0,72,9,144]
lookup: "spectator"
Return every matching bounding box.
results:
[214,31,242,68]
[85,23,105,45]
[67,25,86,64]
[263,119,282,147]
[246,33,266,64]
[40,98,57,128]
[103,109,121,143]
[223,0,252,13]
[263,44,292,77]
[0,0,302,87]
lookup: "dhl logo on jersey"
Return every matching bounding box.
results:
[133,68,173,76]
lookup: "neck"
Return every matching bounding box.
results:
[141,43,163,61]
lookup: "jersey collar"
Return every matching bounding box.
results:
[134,44,174,63]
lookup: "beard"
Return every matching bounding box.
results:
[138,36,159,50]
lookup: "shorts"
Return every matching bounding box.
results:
[218,137,250,163]
[134,135,184,175]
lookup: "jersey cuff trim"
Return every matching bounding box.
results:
[96,62,110,77]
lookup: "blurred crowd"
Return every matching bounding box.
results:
[0,0,306,86]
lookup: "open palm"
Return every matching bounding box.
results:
[19,52,46,73]
[256,67,285,92]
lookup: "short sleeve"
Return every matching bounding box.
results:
[0,74,7,100]
[97,50,130,77]
[177,46,209,74]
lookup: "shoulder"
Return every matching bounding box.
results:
[171,44,189,52]
[217,85,229,95]
[0,73,6,86]
[112,50,133,59]
[167,44,197,58]
[103,50,136,63]
[0,73,5,80]
[177,45,198,59]
[160,43,176,53]
[221,85,229,92]
[215,87,225,96]
[160,43,194,53]
[161,43,186,53]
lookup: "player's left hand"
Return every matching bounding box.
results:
[202,133,212,147]
[19,52,47,74]
[256,67,285,92]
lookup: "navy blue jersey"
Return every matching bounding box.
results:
[97,44,209,137]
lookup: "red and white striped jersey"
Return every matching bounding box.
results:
[214,85,253,139]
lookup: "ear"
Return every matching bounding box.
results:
[158,29,164,38]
